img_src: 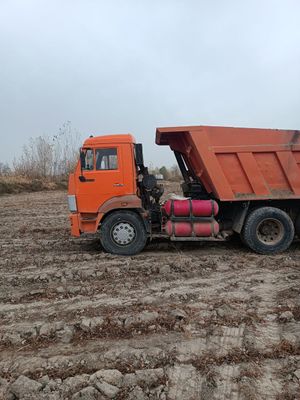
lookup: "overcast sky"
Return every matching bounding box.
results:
[1,0,300,167]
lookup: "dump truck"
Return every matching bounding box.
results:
[68,125,300,255]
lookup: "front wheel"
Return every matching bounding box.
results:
[99,211,147,255]
[241,207,294,254]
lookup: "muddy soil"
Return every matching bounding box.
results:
[0,185,299,399]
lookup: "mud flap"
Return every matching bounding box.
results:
[232,203,249,233]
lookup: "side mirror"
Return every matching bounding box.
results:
[80,150,86,170]
[135,143,144,167]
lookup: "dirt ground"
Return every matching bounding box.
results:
[0,183,299,399]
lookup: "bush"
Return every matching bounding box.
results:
[149,165,181,181]
[159,166,170,180]
[0,175,68,195]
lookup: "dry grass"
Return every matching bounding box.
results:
[0,313,180,353]
[236,365,263,381]
[22,351,175,381]
[191,340,300,374]
[0,175,67,195]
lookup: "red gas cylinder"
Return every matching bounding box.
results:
[163,199,218,217]
[164,220,219,237]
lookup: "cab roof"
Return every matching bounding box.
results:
[83,134,136,147]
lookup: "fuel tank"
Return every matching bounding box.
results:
[162,199,219,217]
[164,220,219,237]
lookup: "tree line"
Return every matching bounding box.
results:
[0,123,181,182]
[149,165,181,181]
[0,122,80,180]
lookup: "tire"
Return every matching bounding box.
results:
[99,211,147,255]
[241,207,294,254]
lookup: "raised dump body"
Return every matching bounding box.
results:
[156,126,300,201]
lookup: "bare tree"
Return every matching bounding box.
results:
[13,136,52,178]
[13,122,81,179]
[52,121,81,176]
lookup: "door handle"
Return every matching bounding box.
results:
[113,183,124,187]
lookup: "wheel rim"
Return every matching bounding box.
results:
[256,218,284,245]
[111,221,136,246]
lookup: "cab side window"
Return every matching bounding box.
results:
[83,149,94,170]
[96,148,118,170]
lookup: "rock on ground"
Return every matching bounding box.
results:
[9,375,42,398]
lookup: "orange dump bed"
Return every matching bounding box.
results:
[156,125,300,201]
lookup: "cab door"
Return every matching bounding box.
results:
[76,145,125,213]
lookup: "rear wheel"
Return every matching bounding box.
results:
[100,211,147,255]
[241,207,294,254]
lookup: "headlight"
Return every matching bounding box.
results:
[68,195,77,212]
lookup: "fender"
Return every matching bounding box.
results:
[98,194,143,215]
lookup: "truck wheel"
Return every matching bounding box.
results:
[100,211,147,255]
[241,207,294,254]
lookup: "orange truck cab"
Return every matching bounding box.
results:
[68,126,300,255]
